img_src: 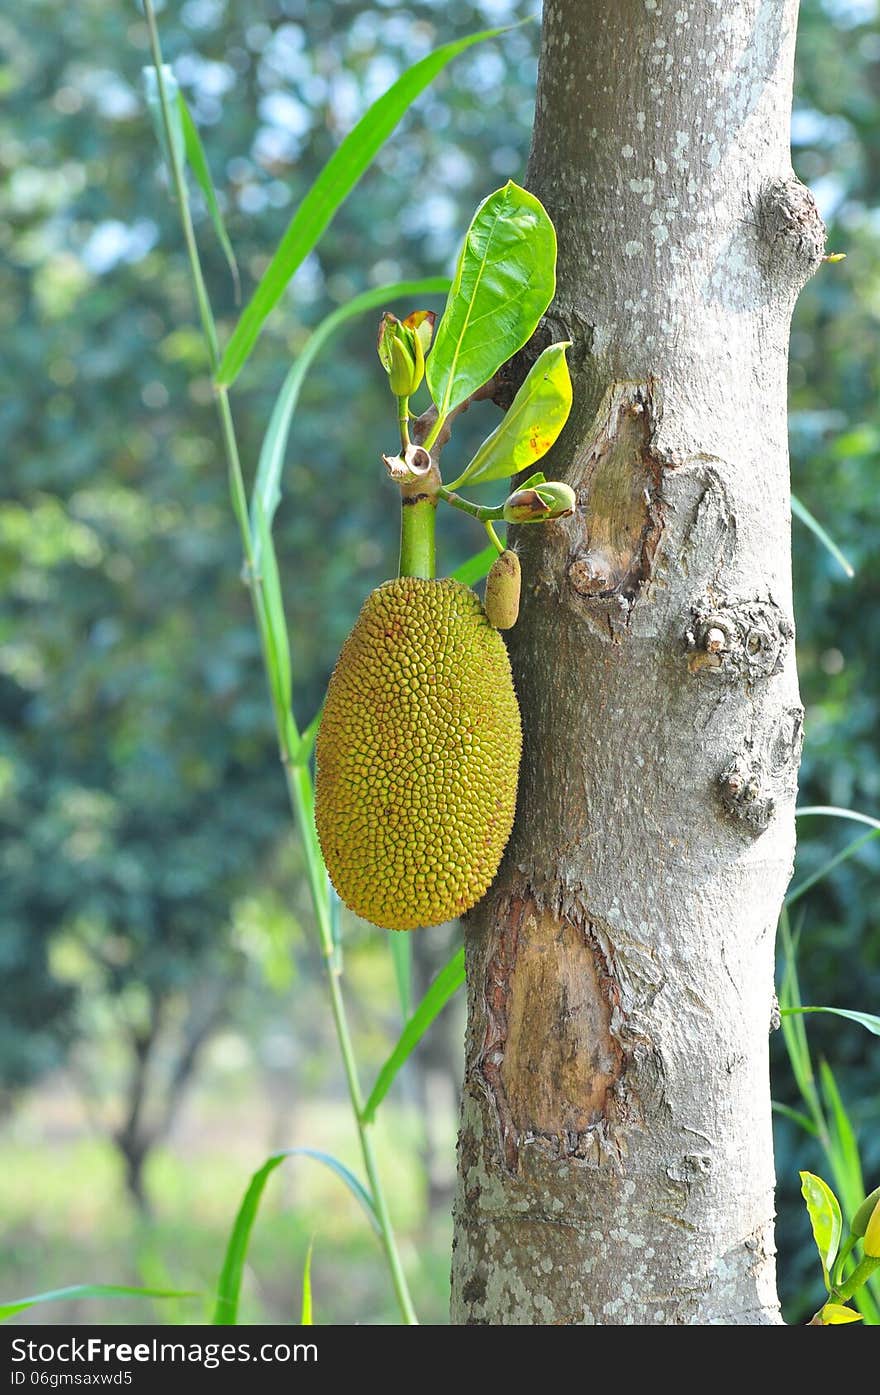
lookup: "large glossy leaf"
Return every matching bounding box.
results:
[216,29,508,386]
[362,949,465,1123]
[426,182,556,423]
[0,1284,198,1324]
[783,1006,880,1038]
[800,1170,843,1288]
[449,341,572,488]
[251,278,449,556]
[213,1148,378,1324]
[791,493,854,578]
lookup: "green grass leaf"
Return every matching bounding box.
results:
[450,544,497,586]
[362,949,465,1124]
[253,501,292,714]
[772,1099,819,1136]
[786,827,880,907]
[791,493,855,578]
[800,1170,843,1288]
[213,1149,379,1325]
[820,1060,865,1206]
[0,1284,198,1324]
[449,342,572,488]
[300,1242,314,1326]
[426,182,557,423]
[782,1006,880,1038]
[177,90,240,303]
[796,804,880,830]
[388,934,412,1022]
[216,29,509,386]
[251,278,449,553]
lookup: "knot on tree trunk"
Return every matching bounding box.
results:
[758,176,827,288]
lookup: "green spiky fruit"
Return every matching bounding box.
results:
[484,549,521,630]
[315,577,522,931]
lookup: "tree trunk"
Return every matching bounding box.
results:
[451,0,824,1326]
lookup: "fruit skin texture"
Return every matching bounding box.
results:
[315,577,522,931]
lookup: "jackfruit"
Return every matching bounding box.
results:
[484,549,521,630]
[315,577,521,931]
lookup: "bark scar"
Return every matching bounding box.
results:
[478,894,627,1173]
[565,382,665,633]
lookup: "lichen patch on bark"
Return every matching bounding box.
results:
[479,896,626,1172]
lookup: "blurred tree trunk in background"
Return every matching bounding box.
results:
[452,0,824,1325]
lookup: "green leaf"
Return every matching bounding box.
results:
[786,827,880,907]
[0,1283,198,1324]
[791,493,854,579]
[818,1302,863,1324]
[362,949,465,1124]
[213,1149,379,1325]
[450,544,497,586]
[389,934,412,1022]
[142,65,184,175]
[216,29,509,385]
[771,1099,819,1136]
[177,90,240,303]
[796,805,880,831]
[449,342,572,488]
[782,1006,880,1038]
[426,182,557,423]
[295,703,324,765]
[251,278,449,555]
[253,501,291,715]
[820,1060,866,1202]
[300,1242,314,1326]
[801,1170,844,1288]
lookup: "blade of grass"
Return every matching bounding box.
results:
[0,1284,198,1324]
[362,948,465,1123]
[786,827,880,907]
[781,1006,880,1038]
[213,1148,379,1325]
[178,90,240,303]
[253,500,292,713]
[796,805,880,831]
[389,935,412,1022]
[820,1060,865,1205]
[300,1242,314,1326]
[791,493,854,579]
[450,543,498,586]
[251,277,449,551]
[216,28,514,385]
[772,1099,820,1136]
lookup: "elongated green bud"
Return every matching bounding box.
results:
[864,1197,880,1258]
[484,549,521,629]
[377,310,435,397]
[851,1185,880,1238]
[503,480,576,523]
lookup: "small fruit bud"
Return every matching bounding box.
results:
[503,479,576,523]
[484,549,521,630]
[851,1185,880,1238]
[389,335,418,396]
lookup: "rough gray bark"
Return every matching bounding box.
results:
[451,0,824,1325]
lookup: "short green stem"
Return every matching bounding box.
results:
[437,485,504,522]
[399,495,436,579]
[397,396,411,450]
[831,1255,880,1304]
[484,519,505,555]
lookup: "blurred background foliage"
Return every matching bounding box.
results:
[0,0,877,1325]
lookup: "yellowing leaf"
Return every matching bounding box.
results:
[800,1170,843,1289]
[449,342,572,489]
[819,1302,862,1324]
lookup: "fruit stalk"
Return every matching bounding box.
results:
[398,479,437,580]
